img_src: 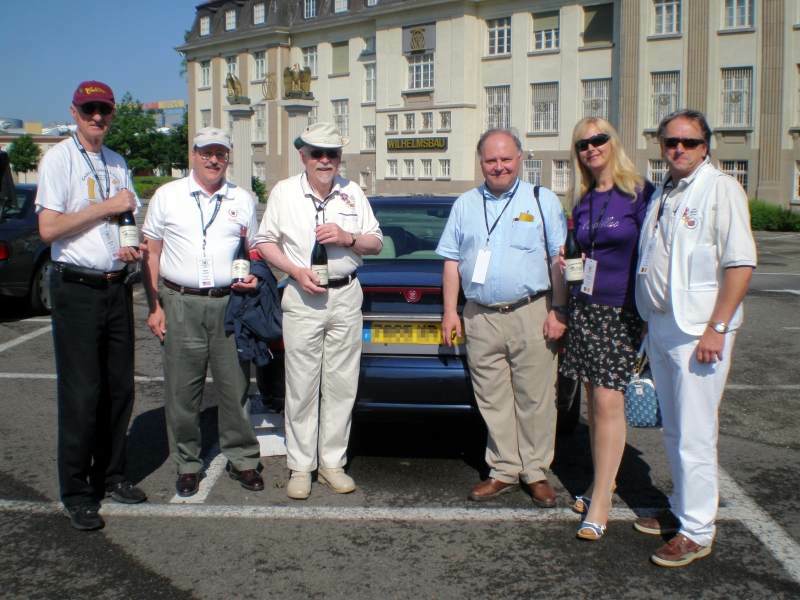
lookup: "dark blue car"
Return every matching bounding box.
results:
[256,195,580,433]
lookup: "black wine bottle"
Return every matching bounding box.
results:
[231,226,250,283]
[118,210,138,248]
[311,238,329,287]
[564,217,584,285]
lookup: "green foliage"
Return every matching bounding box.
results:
[7,135,41,174]
[251,176,268,203]
[749,199,800,232]
[133,176,175,199]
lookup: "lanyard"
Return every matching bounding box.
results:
[653,179,677,234]
[587,189,612,256]
[482,179,520,243]
[192,191,222,251]
[72,134,110,200]
[309,193,334,225]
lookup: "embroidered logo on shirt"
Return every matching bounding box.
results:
[228,208,239,220]
[340,192,355,209]
[681,207,699,229]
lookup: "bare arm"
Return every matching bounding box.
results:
[441,259,462,346]
[142,237,167,341]
[257,241,325,295]
[695,265,754,363]
[38,189,137,244]
[314,223,383,256]
[543,253,568,342]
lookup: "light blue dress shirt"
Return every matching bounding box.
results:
[436,179,566,306]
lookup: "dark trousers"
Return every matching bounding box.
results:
[50,269,135,508]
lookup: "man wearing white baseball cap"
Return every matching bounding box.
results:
[255,122,383,499]
[142,127,263,498]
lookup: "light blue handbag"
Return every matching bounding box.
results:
[624,341,662,428]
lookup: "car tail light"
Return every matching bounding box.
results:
[0,242,8,260]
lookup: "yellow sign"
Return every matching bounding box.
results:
[387,137,448,151]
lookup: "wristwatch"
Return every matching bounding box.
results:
[709,321,730,334]
[551,305,569,317]
[349,233,357,247]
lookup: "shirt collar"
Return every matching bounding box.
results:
[666,156,711,191]
[188,170,233,199]
[300,171,343,204]
[481,178,521,201]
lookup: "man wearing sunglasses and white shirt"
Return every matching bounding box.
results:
[37,80,147,531]
[634,110,756,567]
[254,123,382,500]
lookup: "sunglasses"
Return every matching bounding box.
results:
[78,102,113,116]
[308,148,341,160]
[574,133,610,152]
[662,137,706,149]
[197,150,230,162]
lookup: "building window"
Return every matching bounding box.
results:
[403,159,415,178]
[487,17,512,56]
[200,109,211,129]
[421,112,433,131]
[654,1,681,35]
[533,11,560,50]
[304,0,316,19]
[724,0,754,29]
[228,113,234,135]
[226,56,238,78]
[523,159,543,186]
[367,0,378,6]
[439,159,451,178]
[364,63,376,102]
[364,36,376,54]
[225,9,236,31]
[404,113,416,132]
[721,67,752,127]
[421,159,433,177]
[387,160,398,178]
[332,41,349,75]
[334,0,348,13]
[720,160,748,189]
[363,125,376,150]
[648,159,668,185]
[254,51,266,80]
[302,46,318,77]
[200,16,210,36]
[439,111,451,130]
[253,162,266,181]
[332,99,349,137]
[253,2,265,25]
[359,171,370,190]
[582,79,610,119]
[583,3,614,45]
[651,71,680,127]
[200,61,210,87]
[531,82,558,133]
[253,105,266,141]
[486,85,510,129]
[387,114,398,132]
[308,106,318,126]
[552,160,571,193]
[407,53,434,90]
[794,163,800,204]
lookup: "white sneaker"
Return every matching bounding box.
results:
[318,467,356,494]
[286,471,311,500]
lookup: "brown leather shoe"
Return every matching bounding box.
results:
[634,510,680,536]
[176,472,204,497]
[468,478,516,501]
[226,463,264,492]
[527,479,557,508]
[651,533,711,567]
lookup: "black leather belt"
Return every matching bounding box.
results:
[163,278,231,297]
[327,272,357,289]
[55,262,125,287]
[481,291,546,314]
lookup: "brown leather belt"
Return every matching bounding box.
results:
[55,262,126,287]
[163,278,231,297]
[480,291,546,314]
[327,272,357,289]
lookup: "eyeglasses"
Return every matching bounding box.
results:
[78,102,113,116]
[662,137,705,149]
[308,148,341,160]
[197,150,230,162]
[574,133,610,152]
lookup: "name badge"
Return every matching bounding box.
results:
[638,237,657,275]
[472,248,491,284]
[581,258,598,295]
[198,254,215,288]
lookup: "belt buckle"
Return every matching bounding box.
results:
[209,288,225,298]
[497,303,512,314]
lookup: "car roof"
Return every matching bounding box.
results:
[16,184,37,192]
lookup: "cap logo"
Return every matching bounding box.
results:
[83,86,107,96]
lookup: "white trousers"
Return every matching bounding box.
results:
[281,278,363,472]
[646,310,736,547]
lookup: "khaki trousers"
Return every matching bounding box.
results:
[281,278,363,472]
[464,295,557,483]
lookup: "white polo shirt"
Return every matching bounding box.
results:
[254,173,382,280]
[35,137,139,272]
[142,172,257,288]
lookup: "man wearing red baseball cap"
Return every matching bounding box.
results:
[36,80,147,531]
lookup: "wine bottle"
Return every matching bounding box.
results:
[311,238,329,287]
[118,210,139,248]
[564,216,584,285]
[231,225,250,283]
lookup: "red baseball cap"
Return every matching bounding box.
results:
[72,80,115,107]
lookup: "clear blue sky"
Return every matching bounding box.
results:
[2,0,198,124]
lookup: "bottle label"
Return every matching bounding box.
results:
[119,225,139,248]
[231,259,250,280]
[564,258,584,283]
[311,264,329,286]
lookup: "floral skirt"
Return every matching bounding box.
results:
[559,296,643,392]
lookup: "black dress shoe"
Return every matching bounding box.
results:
[66,504,105,531]
[176,472,204,497]
[106,481,147,504]
[226,462,264,492]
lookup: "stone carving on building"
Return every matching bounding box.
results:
[262,73,277,101]
[225,73,250,105]
[282,64,313,100]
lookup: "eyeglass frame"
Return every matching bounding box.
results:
[574,133,611,153]
[77,102,114,117]
[194,147,230,162]
[661,137,706,150]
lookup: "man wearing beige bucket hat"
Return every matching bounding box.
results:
[255,122,383,499]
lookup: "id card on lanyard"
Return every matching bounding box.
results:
[192,191,223,288]
[73,134,118,256]
[472,180,519,284]
[638,182,675,275]
[580,190,610,295]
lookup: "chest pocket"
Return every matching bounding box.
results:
[510,219,542,251]
[334,211,359,234]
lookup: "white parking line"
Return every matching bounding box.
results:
[762,289,800,296]
[0,325,52,353]
[169,453,227,505]
[0,373,261,383]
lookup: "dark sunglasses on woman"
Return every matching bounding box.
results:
[575,133,610,152]
[79,102,113,116]
[662,137,705,149]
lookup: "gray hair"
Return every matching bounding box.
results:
[476,128,523,156]
[656,109,712,154]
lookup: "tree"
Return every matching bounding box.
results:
[7,135,41,180]
[105,92,160,174]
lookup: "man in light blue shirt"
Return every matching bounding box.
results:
[437,128,567,506]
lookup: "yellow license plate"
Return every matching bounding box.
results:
[370,321,463,345]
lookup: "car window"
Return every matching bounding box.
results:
[2,190,30,220]
[367,204,452,260]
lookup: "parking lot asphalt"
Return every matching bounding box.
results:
[0,231,799,599]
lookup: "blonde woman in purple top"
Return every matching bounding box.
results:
[560,117,654,540]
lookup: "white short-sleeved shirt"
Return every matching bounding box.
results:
[142,172,257,288]
[254,173,382,280]
[35,137,139,272]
